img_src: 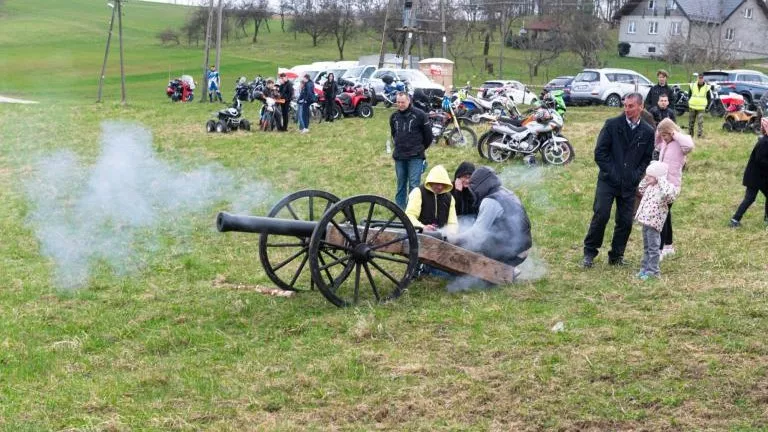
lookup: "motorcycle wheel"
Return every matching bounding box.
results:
[710,102,726,117]
[484,133,513,162]
[240,119,251,131]
[216,121,228,133]
[476,130,494,158]
[541,138,574,165]
[332,104,343,120]
[357,103,374,118]
[383,99,392,108]
[444,126,477,148]
[205,120,216,133]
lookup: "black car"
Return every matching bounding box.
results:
[543,76,574,105]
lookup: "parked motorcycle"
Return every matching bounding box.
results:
[478,108,574,166]
[427,96,477,148]
[382,76,411,107]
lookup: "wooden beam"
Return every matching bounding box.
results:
[325,226,517,285]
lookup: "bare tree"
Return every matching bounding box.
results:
[562,6,607,67]
[292,0,328,46]
[157,27,181,45]
[322,0,357,60]
[522,19,564,81]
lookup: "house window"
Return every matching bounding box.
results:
[745,8,753,18]
[671,21,681,35]
[648,47,657,53]
[725,28,735,40]
[666,0,677,10]
[648,0,656,9]
[627,20,636,34]
[649,21,658,34]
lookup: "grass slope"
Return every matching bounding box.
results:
[2,1,768,430]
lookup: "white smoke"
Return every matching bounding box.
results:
[24,121,271,289]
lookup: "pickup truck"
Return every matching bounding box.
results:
[702,69,768,109]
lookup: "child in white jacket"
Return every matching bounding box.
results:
[635,161,679,279]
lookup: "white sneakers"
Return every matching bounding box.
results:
[659,246,675,261]
[300,129,309,134]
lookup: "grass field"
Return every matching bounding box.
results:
[2,0,768,430]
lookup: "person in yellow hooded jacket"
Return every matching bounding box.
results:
[404,164,459,235]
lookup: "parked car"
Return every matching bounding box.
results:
[543,76,574,105]
[476,80,538,105]
[569,68,653,107]
[368,68,445,102]
[341,65,377,84]
[702,69,768,110]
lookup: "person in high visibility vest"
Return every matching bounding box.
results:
[687,73,711,138]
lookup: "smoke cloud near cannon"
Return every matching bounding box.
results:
[24,121,271,289]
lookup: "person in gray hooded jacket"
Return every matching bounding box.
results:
[446,166,532,268]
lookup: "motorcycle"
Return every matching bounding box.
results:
[382,76,410,107]
[253,91,284,131]
[428,96,477,148]
[166,75,195,102]
[478,108,574,166]
[460,88,520,124]
[707,84,726,117]
[670,84,689,116]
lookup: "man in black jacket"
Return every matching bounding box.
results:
[390,92,433,208]
[648,93,676,124]
[277,73,294,131]
[644,69,672,110]
[583,93,655,268]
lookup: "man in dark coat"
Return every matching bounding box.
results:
[390,92,433,208]
[644,69,672,110]
[451,161,477,220]
[448,166,532,269]
[730,117,768,227]
[583,93,655,267]
[648,94,676,124]
[277,73,294,131]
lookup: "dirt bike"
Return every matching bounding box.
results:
[478,108,574,166]
[428,96,477,148]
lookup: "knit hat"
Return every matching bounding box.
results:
[454,161,475,179]
[646,161,668,179]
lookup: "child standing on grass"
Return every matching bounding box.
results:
[729,117,768,227]
[635,161,679,280]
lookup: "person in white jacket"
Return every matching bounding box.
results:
[635,161,679,280]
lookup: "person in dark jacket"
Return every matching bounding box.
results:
[583,93,655,268]
[644,69,672,110]
[297,73,314,133]
[729,117,768,227]
[648,94,676,124]
[322,73,339,122]
[451,161,476,221]
[390,92,433,208]
[447,166,532,270]
[277,73,294,131]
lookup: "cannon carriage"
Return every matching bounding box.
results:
[216,190,518,307]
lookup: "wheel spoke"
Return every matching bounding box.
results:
[370,235,409,251]
[354,263,361,304]
[361,202,375,242]
[362,262,380,301]
[308,195,314,221]
[330,218,357,245]
[317,253,351,272]
[317,252,336,286]
[371,252,411,265]
[272,247,307,272]
[344,204,362,242]
[285,202,301,221]
[369,260,403,286]
[288,253,309,287]
[368,214,398,245]
[319,239,352,252]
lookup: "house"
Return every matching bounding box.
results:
[613,0,768,60]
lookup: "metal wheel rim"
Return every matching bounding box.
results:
[258,190,341,291]
[606,95,621,107]
[542,141,571,165]
[488,139,512,162]
[308,195,419,307]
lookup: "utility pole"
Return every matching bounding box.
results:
[441,0,447,58]
[498,5,506,80]
[200,0,214,103]
[401,0,414,69]
[377,0,393,68]
[96,3,116,103]
[116,0,127,104]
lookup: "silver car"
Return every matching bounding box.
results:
[368,68,445,102]
[570,68,652,107]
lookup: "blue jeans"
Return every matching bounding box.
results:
[297,103,309,130]
[394,158,425,208]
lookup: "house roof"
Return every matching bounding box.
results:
[523,18,558,31]
[613,0,768,23]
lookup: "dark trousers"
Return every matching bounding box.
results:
[732,187,768,221]
[660,203,673,249]
[324,98,335,121]
[584,180,636,260]
[279,103,290,130]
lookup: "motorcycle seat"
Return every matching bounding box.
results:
[494,123,527,134]
[497,116,523,127]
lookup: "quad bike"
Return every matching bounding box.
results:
[722,96,760,133]
[332,84,374,120]
[427,96,477,148]
[166,75,195,102]
[478,108,574,166]
[206,99,250,133]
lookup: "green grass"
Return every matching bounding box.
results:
[2,0,768,430]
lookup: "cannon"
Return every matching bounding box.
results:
[216,190,518,307]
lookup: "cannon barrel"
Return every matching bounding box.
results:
[216,212,318,237]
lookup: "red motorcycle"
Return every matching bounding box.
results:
[331,84,374,120]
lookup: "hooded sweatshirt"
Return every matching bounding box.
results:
[405,165,458,234]
[451,161,477,216]
[450,166,533,265]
